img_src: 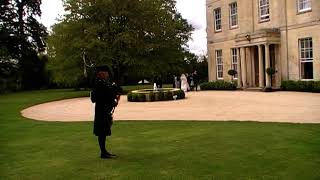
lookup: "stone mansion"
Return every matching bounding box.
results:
[206,0,319,88]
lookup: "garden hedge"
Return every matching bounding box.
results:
[200,81,237,90]
[281,80,320,93]
[127,88,185,102]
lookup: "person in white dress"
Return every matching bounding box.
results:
[180,73,189,92]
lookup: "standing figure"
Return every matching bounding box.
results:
[193,70,199,91]
[189,73,194,91]
[174,75,180,88]
[90,65,122,159]
[180,73,189,92]
[157,76,163,89]
[153,76,158,88]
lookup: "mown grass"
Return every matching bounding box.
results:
[0,89,320,180]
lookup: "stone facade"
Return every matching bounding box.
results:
[206,0,320,88]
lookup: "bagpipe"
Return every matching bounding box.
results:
[84,49,120,117]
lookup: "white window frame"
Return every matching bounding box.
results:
[214,8,222,32]
[229,2,238,28]
[231,48,238,79]
[297,0,311,13]
[299,37,313,80]
[259,0,270,22]
[216,50,223,79]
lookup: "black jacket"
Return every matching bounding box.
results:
[91,79,122,136]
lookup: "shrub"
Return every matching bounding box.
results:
[138,94,146,102]
[165,91,173,100]
[149,92,155,101]
[313,81,320,92]
[200,81,237,90]
[131,93,139,101]
[266,67,277,76]
[173,90,185,99]
[179,90,185,99]
[128,89,185,102]
[228,69,237,76]
[281,80,297,91]
[127,93,133,101]
[158,91,164,101]
[281,80,320,93]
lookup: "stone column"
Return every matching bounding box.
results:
[237,48,242,88]
[240,47,247,88]
[265,44,271,88]
[250,47,255,87]
[275,44,281,87]
[258,44,265,88]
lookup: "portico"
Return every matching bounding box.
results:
[234,29,281,89]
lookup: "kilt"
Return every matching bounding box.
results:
[93,105,113,136]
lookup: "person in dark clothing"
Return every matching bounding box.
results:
[90,65,122,159]
[158,76,163,88]
[186,73,192,91]
[193,70,199,91]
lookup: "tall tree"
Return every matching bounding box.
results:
[0,0,48,90]
[181,52,208,83]
[47,0,193,86]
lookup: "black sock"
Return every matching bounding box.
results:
[98,135,107,154]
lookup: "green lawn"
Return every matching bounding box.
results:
[0,89,320,180]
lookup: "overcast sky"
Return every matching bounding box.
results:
[40,0,207,55]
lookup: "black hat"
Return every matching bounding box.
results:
[96,65,111,73]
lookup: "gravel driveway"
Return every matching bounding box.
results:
[21,91,320,123]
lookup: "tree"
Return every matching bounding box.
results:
[266,67,277,91]
[0,0,48,90]
[180,52,208,83]
[47,0,193,86]
[228,69,237,81]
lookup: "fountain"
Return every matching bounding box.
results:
[127,88,185,102]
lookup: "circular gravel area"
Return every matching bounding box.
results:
[21,91,320,123]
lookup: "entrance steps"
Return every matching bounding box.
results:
[243,87,263,92]
[241,87,281,92]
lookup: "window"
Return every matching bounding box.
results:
[214,8,222,32]
[298,0,311,12]
[216,50,223,79]
[231,48,238,79]
[259,0,270,21]
[229,2,238,28]
[299,38,313,79]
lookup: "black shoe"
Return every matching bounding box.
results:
[100,153,112,159]
[106,151,117,157]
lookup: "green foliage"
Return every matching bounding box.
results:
[200,81,237,90]
[131,93,139,102]
[313,81,320,93]
[228,69,237,76]
[138,93,146,102]
[127,92,133,101]
[0,0,48,90]
[281,80,320,93]
[47,0,193,86]
[149,92,155,101]
[281,80,297,91]
[266,67,277,76]
[173,89,185,99]
[0,49,19,93]
[157,91,165,101]
[128,89,184,102]
[165,91,173,100]
[181,53,208,83]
